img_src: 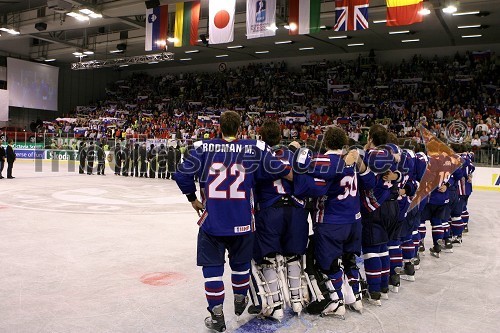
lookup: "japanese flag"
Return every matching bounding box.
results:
[209,0,236,45]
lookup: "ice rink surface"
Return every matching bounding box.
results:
[1,160,499,333]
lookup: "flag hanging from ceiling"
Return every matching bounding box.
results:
[288,0,321,35]
[334,0,369,31]
[246,0,277,39]
[386,0,423,26]
[209,0,236,44]
[145,4,168,51]
[174,1,201,47]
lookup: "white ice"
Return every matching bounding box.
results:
[0,160,499,333]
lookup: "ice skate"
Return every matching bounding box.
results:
[234,294,248,317]
[451,235,463,246]
[204,305,226,332]
[380,287,389,299]
[320,299,346,319]
[442,238,454,253]
[389,274,400,293]
[400,262,416,282]
[412,254,421,270]
[364,290,382,306]
[430,245,441,258]
[418,241,425,252]
[290,296,304,315]
[346,293,363,314]
[463,225,469,233]
[247,304,261,315]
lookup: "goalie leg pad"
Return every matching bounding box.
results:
[286,255,310,314]
[250,256,285,320]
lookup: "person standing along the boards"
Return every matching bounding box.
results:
[0,140,5,179]
[175,111,293,332]
[6,139,16,179]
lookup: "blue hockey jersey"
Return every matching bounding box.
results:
[360,148,402,213]
[307,151,374,224]
[175,139,290,236]
[397,150,418,220]
[459,153,475,196]
[255,146,305,210]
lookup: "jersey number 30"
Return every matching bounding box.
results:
[337,175,358,200]
[208,163,246,199]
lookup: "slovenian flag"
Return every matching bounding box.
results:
[209,0,236,45]
[145,4,168,51]
[174,1,201,47]
[386,0,423,26]
[288,0,321,35]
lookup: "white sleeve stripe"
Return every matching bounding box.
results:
[205,276,223,282]
[360,166,371,176]
[312,158,330,162]
[205,291,225,296]
[232,270,250,275]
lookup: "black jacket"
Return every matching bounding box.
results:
[6,145,16,162]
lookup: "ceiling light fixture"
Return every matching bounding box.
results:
[452,11,480,16]
[457,25,481,29]
[148,61,159,64]
[227,45,243,49]
[216,54,228,58]
[180,58,192,61]
[0,27,20,35]
[299,47,314,51]
[110,50,123,54]
[402,39,420,43]
[255,51,269,54]
[185,50,200,54]
[275,40,293,45]
[328,35,348,39]
[83,50,94,55]
[389,30,410,35]
[348,43,364,47]
[119,64,129,67]
[373,19,387,24]
[442,5,458,14]
[167,37,178,43]
[461,34,482,38]
[72,51,83,56]
[44,59,56,62]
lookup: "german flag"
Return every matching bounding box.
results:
[174,1,201,47]
[386,0,423,26]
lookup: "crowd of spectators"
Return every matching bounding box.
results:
[41,51,499,162]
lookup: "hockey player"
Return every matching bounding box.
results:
[359,125,402,304]
[424,153,454,258]
[175,111,292,333]
[302,127,371,317]
[249,120,310,320]
[459,150,475,235]
[442,161,465,251]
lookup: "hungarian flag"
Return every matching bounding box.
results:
[174,1,201,47]
[289,0,321,35]
[145,4,168,51]
[334,0,369,31]
[209,0,236,45]
[386,0,423,26]
[408,126,463,211]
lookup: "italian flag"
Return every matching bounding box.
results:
[386,0,423,26]
[174,1,201,47]
[289,0,321,35]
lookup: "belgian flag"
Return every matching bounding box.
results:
[174,1,201,47]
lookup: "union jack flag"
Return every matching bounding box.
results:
[334,0,369,31]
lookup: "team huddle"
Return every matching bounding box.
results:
[175,111,475,332]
